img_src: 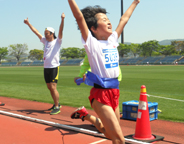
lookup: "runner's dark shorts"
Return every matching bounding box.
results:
[44,67,59,83]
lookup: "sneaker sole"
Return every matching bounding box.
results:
[48,105,62,111]
[0,103,5,106]
[50,110,61,115]
[71,106,84,119]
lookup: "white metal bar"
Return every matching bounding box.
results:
[0,110,150,144]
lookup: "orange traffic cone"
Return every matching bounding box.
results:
[125,85,164,143]
[133,85,155,140]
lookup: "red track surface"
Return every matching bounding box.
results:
[0,96,183,144]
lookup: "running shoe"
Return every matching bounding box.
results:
[48,103,61,111]
[71,106,88,121]
[50,107,61,115]
[0,102,5,106]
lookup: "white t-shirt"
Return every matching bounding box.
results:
[82,30,119,78]
[41,37,62,68]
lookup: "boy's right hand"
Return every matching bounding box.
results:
[134,0,140,3]
[74,74,86,83]
[74,77,81,83]
[82,74,86,81]
[24,17,29,25]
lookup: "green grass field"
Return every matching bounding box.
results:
[0,65,183,122]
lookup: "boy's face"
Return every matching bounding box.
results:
[93,13,112,40]
[44,30,54,41]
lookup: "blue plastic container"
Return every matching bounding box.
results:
[122,100,158,121]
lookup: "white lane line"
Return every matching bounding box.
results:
[89,139,107,144]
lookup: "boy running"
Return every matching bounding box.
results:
[68,0,140,143]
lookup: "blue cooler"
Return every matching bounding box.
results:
[122,100,158,121]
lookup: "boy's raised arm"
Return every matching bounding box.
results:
[24,17,43,40]
[115,0,140,38]
[58,13,65,39]
[68,0,88,41]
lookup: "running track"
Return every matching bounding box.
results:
[0,96,183,144]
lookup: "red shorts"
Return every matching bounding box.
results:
[88,87,120,112]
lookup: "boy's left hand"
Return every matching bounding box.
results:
[83,74,86,81]
[61,13,65,19]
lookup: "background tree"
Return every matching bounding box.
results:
[180,42,184,55]
[9,44,28,62]
[139,40,159,57]
[129,43,141,57]
[60,47,80,59]
[0,47,8,64]
[139,42,148,57]
[60,48,69,59]
[171,41,184,55]
[29,49,44,60]
[159,45,176,56]
[79,48,86,58]
[117,43,130,57]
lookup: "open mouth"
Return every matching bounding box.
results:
[108,26,112,30]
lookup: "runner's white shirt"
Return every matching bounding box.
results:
[82,30,119,78]
[41,37,62,68]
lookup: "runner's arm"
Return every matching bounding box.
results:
[24,17,42,40]
[78,55,90,77]
[115,0,140,38]
[68,0,88,42]
[58,13,65,39]
[118,66,122,81]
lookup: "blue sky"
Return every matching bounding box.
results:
[0,0,184,51]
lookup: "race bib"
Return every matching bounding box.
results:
[103,49,119,69]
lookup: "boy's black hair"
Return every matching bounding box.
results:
[53,33,57,39]
[81,5,107,37]
[50,32,57,39]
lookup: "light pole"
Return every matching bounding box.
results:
[121,0,124,44]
